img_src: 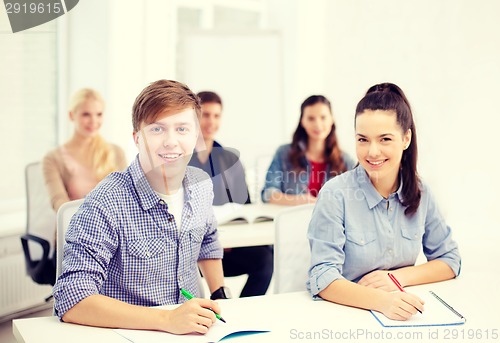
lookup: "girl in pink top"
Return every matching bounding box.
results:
[43,88,126,212]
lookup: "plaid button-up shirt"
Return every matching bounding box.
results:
[53,157,223,319]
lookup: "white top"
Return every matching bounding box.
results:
[156,188,184,230]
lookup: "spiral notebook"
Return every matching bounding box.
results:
[371,290,466,327]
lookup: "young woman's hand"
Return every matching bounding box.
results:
[378,291,424,320]
[162,298,220,334]
[357,270,399,291]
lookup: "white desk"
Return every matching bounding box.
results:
[13,316,127,343]
[218,220,274,248]
[216,203,286,248]
[14,274,500,343]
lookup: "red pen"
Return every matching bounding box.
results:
[388,273,422,314]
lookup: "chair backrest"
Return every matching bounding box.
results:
[25,162,56,258]
[274,204,315,293]
[246,154,273,203]
[56,198,84,279]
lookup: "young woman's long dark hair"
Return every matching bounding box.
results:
[289,95,347,177]
[355,83,421,216]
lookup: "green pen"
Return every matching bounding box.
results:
[180,288,226,323]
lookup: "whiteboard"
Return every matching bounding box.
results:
[180,30,285,169]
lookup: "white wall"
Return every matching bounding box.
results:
[322,0,500,238]
[181,31,285,167]
[63,0,177,162]
[266,0,332,140]
[62,0,499,236]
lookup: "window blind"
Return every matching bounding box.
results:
[0,14,58,218]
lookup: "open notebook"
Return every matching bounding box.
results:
[371,290,466,327]
[115,321,270,342]
[213,203,282,225]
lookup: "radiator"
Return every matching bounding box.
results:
[0,252,53,318]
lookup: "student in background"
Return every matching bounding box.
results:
[43,88,126,212]
[189,91,250,205]
[307,83,461,321]
[53,80,227,334]
[261,95,356,205]
[189,91,273,297]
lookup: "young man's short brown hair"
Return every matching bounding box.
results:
[132,80,201,132]
[197,91,223,107]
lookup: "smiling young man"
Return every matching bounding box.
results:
[53,80,227,335]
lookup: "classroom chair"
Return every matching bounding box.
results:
[248,154,273,203]
[56,198,84,279]
[273,204,314,293]
[20,162,56,286]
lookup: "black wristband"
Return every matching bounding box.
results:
[210,286,231,300]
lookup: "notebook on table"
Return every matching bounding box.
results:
[371,290,466,327]
[213,203,280,225]
[115,323,269,342]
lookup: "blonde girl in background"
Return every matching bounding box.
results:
[43,88,127,212]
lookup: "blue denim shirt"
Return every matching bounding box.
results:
[307,165,461,296]
[261,144,356,202]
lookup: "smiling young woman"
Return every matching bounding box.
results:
[307,83,461,321]
[43,88,126,212]
[261,95,356,205]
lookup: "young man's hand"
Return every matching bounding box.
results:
[162,298,221,334]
